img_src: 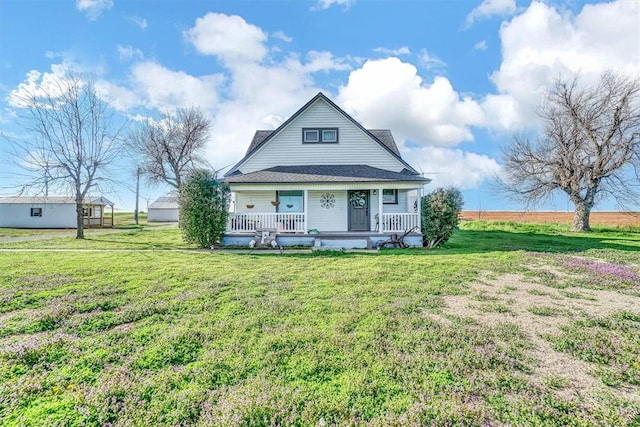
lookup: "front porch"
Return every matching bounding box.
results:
[222,181,425,249]
[226,212,420,234]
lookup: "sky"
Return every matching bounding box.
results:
[1,0,639,212]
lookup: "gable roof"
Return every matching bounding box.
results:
[224,165,430,184]
[245,128,401,158]
[226,92,417,176]
[149,193,179,209]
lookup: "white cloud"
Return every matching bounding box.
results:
[117,45,143,61]
[373,46,411,56]
[45,51,64,59]
[183,13,267,66]
[488,0,640,131]
[272,31,292,43]
[474,40,488,51]
[337,57,484,147]
[418,49,447,70]
[179,13,359,170]
[75,0,113,20]
[409,146,502,190]
[8,64,81,108]
[127,16,148,30]
[95,61,224,113]
[481,94,522,131]
[313,0,356,11]
[303,51,352,73]
[129,62,223,111]
[465,0,516,27]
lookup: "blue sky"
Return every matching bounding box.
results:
[1,0,639,211]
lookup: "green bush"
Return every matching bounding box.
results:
[179,169,230,248]
[421,187,463,248]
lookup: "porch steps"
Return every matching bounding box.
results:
[313,236,372,250]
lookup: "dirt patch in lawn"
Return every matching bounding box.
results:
[425,273,640,403]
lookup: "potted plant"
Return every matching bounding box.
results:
[271,200,280,206]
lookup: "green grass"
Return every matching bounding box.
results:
[0,212,166,239]
[0,225,189,250]
[549,311,640,387]
[0,221,639,425]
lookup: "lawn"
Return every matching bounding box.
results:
[0,222,639,426]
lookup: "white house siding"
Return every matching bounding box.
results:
[239,99,407,173]
[0,203,76,228]
[307,190,347,231]
[382,190,409,214]
[148,208,179,222]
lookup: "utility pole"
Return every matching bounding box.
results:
[134,167,140,225]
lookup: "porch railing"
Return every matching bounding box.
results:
[380,213,420,233]
[227,213,305,233]
[83,217,113,227]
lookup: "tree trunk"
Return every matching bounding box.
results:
[76,202,85,239]
[572,200,591,232]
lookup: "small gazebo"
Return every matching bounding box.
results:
[83,197,115,227]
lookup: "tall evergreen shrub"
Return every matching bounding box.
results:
[179,169,230,248]
[421,187,463,248]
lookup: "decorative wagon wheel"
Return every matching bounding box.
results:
[349,191,367,208]
[320,193,335,209]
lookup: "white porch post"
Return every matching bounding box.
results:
[378,187,383,233]
[417,186,423,232]
[303,189,309,234]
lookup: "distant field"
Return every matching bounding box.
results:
[461,211,640,226]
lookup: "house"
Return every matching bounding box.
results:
[222,92,430,249]
[148,193,179,222]
[0,196,115,228]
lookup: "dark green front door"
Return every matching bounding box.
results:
[348,190,369,231]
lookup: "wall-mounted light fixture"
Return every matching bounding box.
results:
[372,189,378,195]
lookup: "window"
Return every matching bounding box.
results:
[303,129,319,143]
[277,190,303,213]
[382,189,398,204]
[302,128,338,143]
[30,207,42,217]
[322,129,337,142]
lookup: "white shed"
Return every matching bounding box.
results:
[147,194,179,222]
[0,196,115,228]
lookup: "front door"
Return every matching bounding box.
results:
[348,190,369,231]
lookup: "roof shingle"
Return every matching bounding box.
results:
[224,165,429,184]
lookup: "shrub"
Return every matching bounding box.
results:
[179,169,230,248]
[421,187,463,248]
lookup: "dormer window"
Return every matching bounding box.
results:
[303,128,338,144]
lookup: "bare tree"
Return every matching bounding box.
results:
[7,69,125,238]
[131,107,211,190]
[500,71,640,231]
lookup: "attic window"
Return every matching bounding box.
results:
[303,128,338,144]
